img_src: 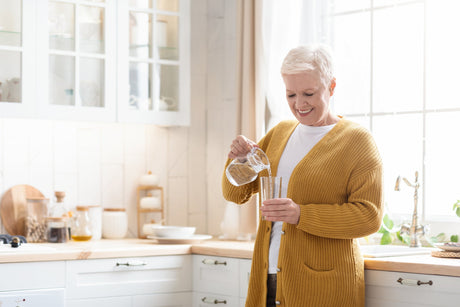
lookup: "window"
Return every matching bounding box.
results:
[263,0,460,235]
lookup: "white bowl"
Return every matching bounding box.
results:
[151,225,196,238]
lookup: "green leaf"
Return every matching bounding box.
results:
[382,214,394,230]
[380,232,393,245]
[451,235,459,243]
[456,208,460,218]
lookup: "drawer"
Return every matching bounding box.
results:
[193,291,239,307]
[365,270,460,307]
[0,261,65,291]
[66,255,192,299]
[193,255,239,297]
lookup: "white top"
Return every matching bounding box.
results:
[268,123,336,274]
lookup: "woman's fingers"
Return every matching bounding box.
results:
[228,135,256,159]
[261,198,300,225]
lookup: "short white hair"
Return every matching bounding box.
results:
[280,44,335,86]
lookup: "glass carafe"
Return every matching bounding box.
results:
[226,147,270,186]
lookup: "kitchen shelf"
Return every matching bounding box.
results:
[136,185,164,239]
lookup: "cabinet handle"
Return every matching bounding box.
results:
[202,258,227,266]
[397,277,433,286]
[201,297,227,304]
[116,260,147,267]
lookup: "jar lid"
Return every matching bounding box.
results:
[76,205,90,211]
[104,208,126,212]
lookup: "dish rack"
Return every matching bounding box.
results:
[137,185,164,239]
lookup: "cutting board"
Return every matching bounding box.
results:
[0,185,44,235]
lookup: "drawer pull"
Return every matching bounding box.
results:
[202,258,227,266]
[397,277,433,286]
[201,297,227,304]
[116,260,147,267]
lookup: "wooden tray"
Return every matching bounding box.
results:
[0,185,44,236]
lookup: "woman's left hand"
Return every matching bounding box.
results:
[260,198,300,225]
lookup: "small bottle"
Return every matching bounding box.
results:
[71,206,92,241]
[46,217,69,243]
[49,191,71,237]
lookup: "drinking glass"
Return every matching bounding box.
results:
[260,176,282,220]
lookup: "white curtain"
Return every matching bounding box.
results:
[261,0,330,132]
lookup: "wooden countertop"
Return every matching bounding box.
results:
[1,239,460,277]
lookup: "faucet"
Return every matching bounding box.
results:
[394,171,427,247]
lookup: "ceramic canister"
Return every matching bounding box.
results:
[102,208,128,239]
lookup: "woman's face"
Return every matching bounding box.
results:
[283,71,337,126]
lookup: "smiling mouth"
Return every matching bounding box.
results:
[297,108,313,116]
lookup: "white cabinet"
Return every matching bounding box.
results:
[0,261,66,307]
[192,255,251,307]
[365,270,460,307]
[35,0,117,122]
[0,0,191,126]
[116,0,190,125]
[0,0,36,118]
[66,255,192,306]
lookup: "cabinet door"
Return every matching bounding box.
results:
[117,0,190,125]
[0,261,65,291]
[66,255,192,299]
[193,255,240,297]
[239,259,251,300]
[35,0,116,121]
[0,0,36,117]
[365,270,460,307]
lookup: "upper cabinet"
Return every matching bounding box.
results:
[117,0,190,125]
[36,0,117,121]
[0,0,190,126]
[0,0,35,117]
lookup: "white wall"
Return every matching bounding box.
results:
[0,0,239,237]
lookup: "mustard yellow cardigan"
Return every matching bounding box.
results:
[222,119,383,307]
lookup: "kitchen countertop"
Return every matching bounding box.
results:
[1,238,460,277]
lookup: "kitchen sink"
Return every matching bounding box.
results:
[360,244,433,258]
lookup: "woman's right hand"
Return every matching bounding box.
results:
[228,135,258,159]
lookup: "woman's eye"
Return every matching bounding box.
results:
[304,93,314,97]
[288,94,295,98]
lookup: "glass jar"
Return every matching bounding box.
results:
[25,197,49,243]
[46,217,69,243]
[87,205,102,240]
[102,208,128,239]
[71,206,92,241]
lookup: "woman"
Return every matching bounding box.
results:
[222,45,383,307]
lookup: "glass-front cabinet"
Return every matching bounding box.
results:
[117,0,190,125]
[0,0,190,126]
[0,0,35,117]
[36,0,116,121]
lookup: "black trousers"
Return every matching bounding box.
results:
[266,274,277,307]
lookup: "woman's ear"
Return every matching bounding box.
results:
[329,78,336,96]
